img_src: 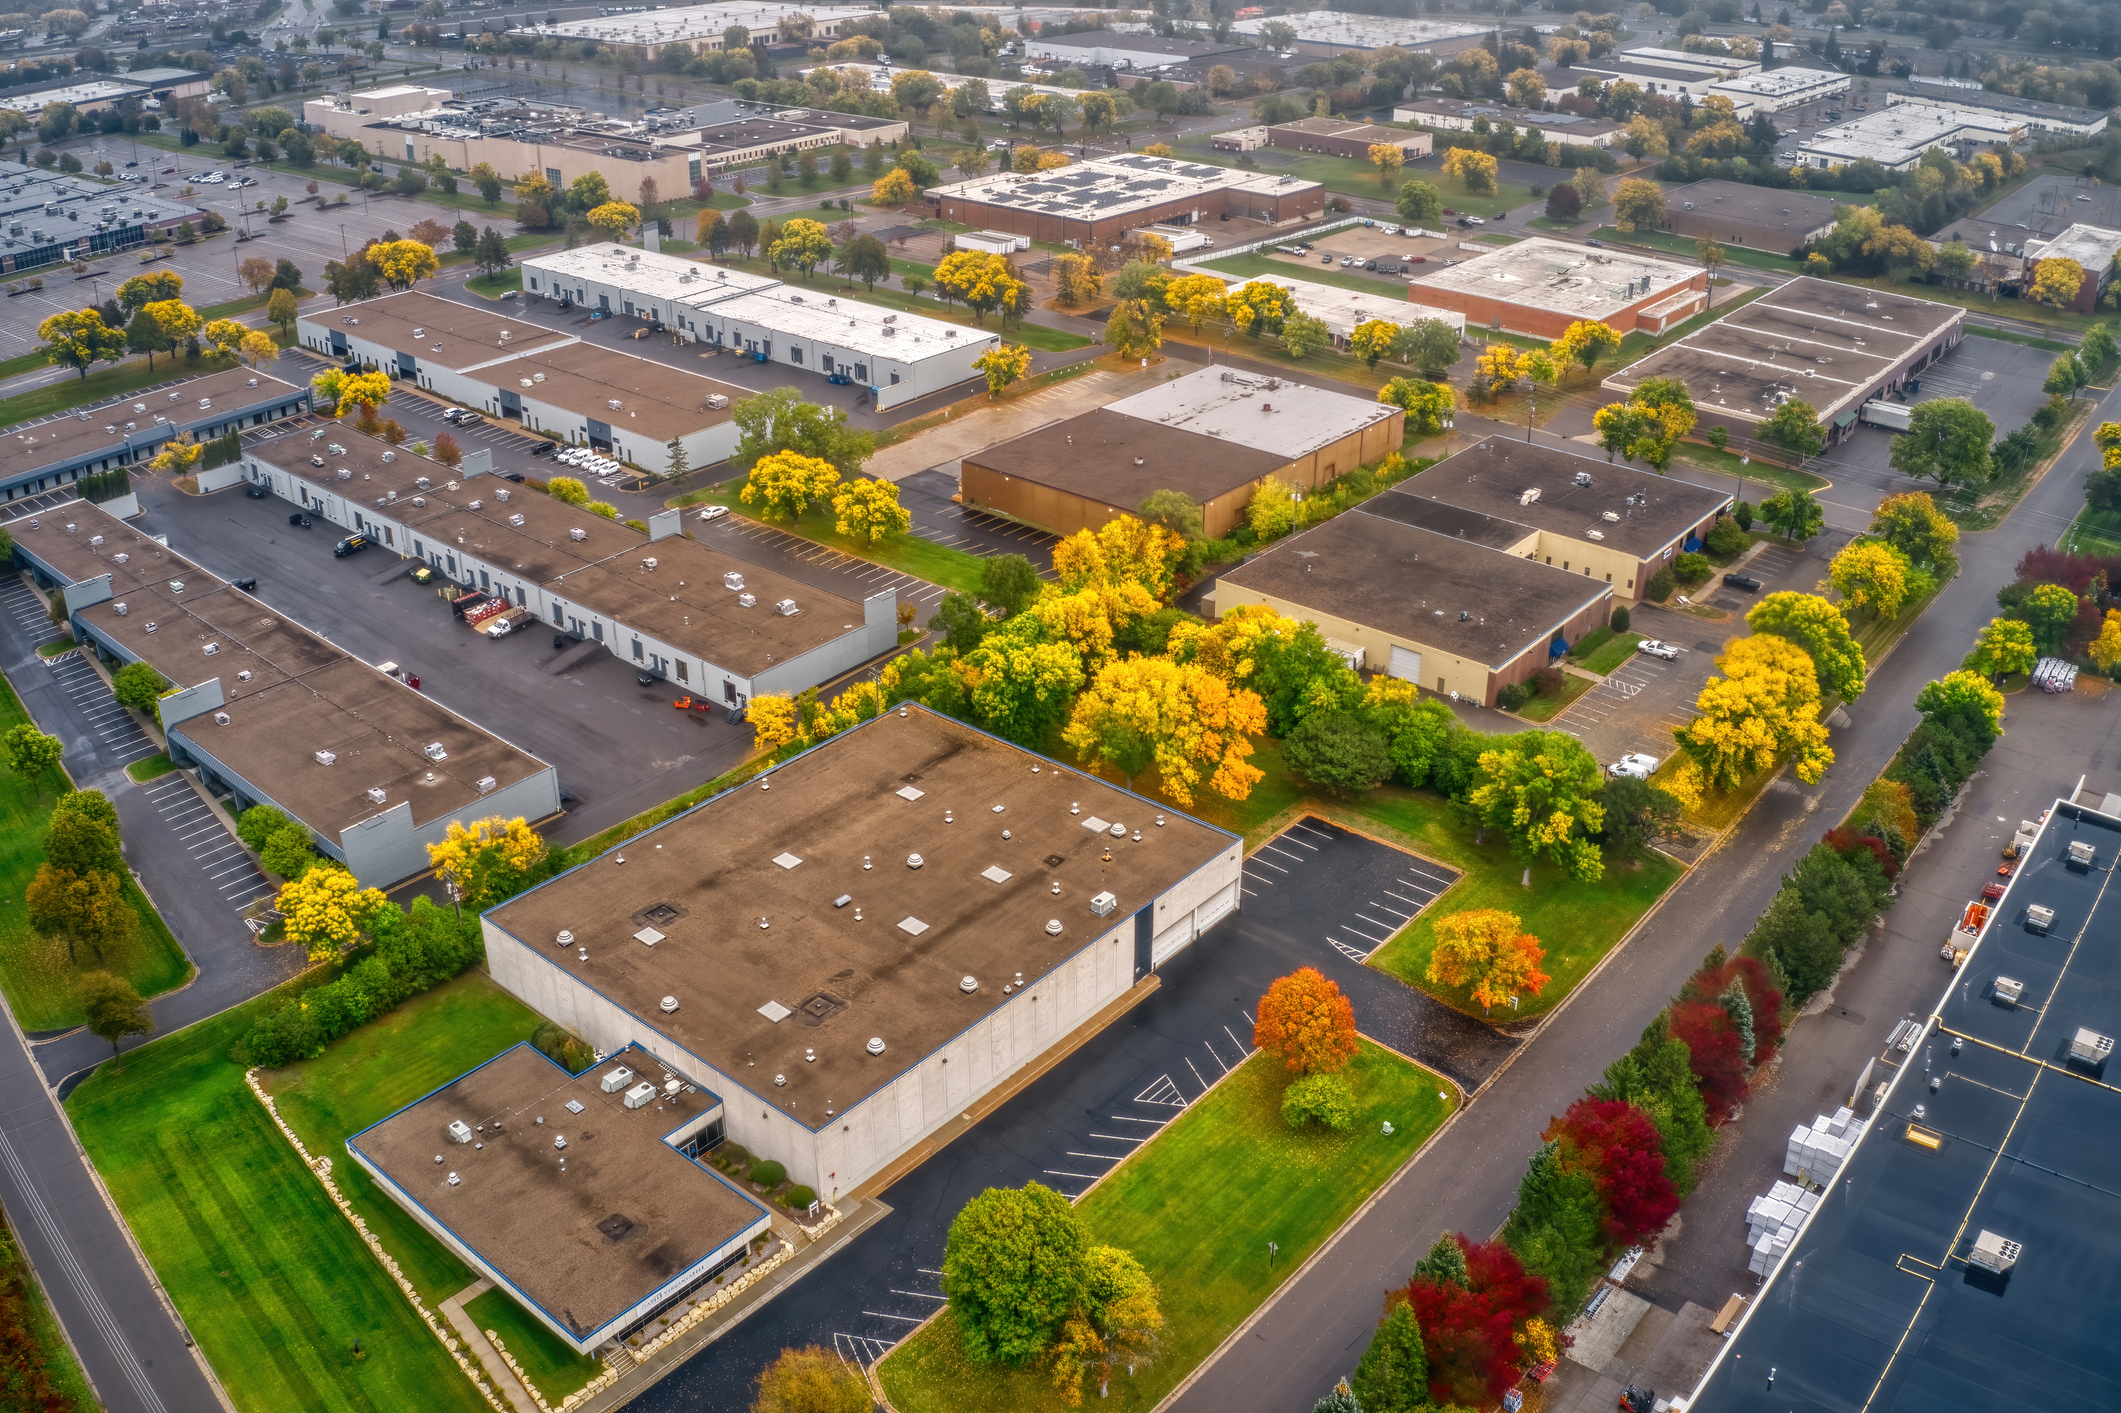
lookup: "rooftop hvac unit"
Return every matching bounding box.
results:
[1968,1230,2022,1274]
[600,1065,634,1094]
[508,512,526,527]
[113,553,127,564]
[448,1119,473,1143]
[88,534,102,547]
[495,489,510,501]
[1993,975,2025,1006]
[382,451,397,463]
[520,377,533,388]
[623,1081,658,1110]
[1090,890,1117,918]
[315,750,336,765]
[775,598,799,616]
[411,496,426,507]
[202,642,219,655]
[144,621,157,633]
[705,393,728,410]
[367,787,387,804]
[642,557,657,571]
[532,372,545,383]
[169,579,184,592]
[1574,471,1593,487]
[415,477,430,489]
[212,712,229,725]
[424,742,448,761]
[569,527,587,541]
[113,603,127,616]
[2068,839,2096,871]
[738,592,757,608]
[2070,1027,2114,1065]
[608,399,622,410]
[723,572,745,590]
[338,469,352,480]
[1519,488,1541,506]
[2027,903,2055,934]
[477,775,497,793]
[1603,510,1621,521]
[1587,529,1605,541]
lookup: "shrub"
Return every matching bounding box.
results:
[1703,514,1748,558]
[1282,710,1393,795]
[530,1020,596,1073]
[1498,679,1536,711]
[1281,1072,1357,1131]
[1532,666,1563,696]
[240,897,483,1065]
[235,803,294,852]
[718,1141,753,1169]
[1645,566,1675,601]
[259,822,318,879]
[749,1158,787,1188]
[785,1183,818,1209]
[1731,499,1755,530]
[1611,605,1630,633]
[1672,550,1712,582]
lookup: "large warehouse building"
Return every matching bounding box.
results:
[1656,179,1839,254]
[1410,238,1706,340]
[1601,276,1964,446]
[924,153,1325,245]
[482,704,1245,1200]
[9,501,560,886]
[961,368,1404,539]
[521,245,992,412]
[240,420,896,708]
[298,291,749,471]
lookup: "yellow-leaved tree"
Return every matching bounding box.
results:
[1828,539,1910,619]
[973,342,1032,397]
[1161,272,1228,332]
[1226,279,1292,337]
[873,168,917,204]
[199,317,249,358]
[1052,515,1187,602]
[830,476,910,544]
[1675,633,1833,791]
[1425,908,1551,1010]
[933,251,1027,325]
[425,816,548,911]
[585,200,641,244]
[1368,141,1405,189]
[1550,319,1621,373]
[312,367,393,418]
[1347,318,1402,367]
[148,431,202,474]
[2029,256,2085,308]
[1105,299,1163,360]
[238,328,279,367]
[277,864,387,964]
[367,238,441,291]
[1062,655,1266,804]
[1914,670,2005,735]
[742,449,842,521]
[2090,610,2121,675]
[1441,147,1498,195]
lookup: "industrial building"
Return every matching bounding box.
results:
[0,365,309,504]
[238,419,897,709]
[1023,31,1252,71]
[506,2,862,59]
[1255,274,1468,346]
[924,153,1325,246]
[1410,238,1706,340]
[8,500,561,886]
[481,703,1246,1199]
[1393,98,1622,148]
[1656,179,1839,253]
[1789,105,2018,172]
[297,290,749,471]
[1229,12,1490,55]
[1600,276,1964,446]
[1707,66,1849,112]
[1362,437,1731,603]
[521,245,995,412]
[1890,82,2110,139]
[0,157,228,273]
[1571,48,1757,97]
[1209,487,1615,705]
[0,67,207,116]
[1265,117,1432,162]
[960,368,1405,539]
[1691,793,2121,1412]
[348,1042,771,1356]
[2019,223,2121,312]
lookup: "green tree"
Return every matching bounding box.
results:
[1597,774,1682,859]
[1466,730,1607,882]
[841,233,889,291]
[45,794,122,876]
[1136,490,1203,541]
[1390,318,1463,378]
[1350,1301,1429,1413]
[1890,397,1993,488]
[980,554,1041,618]
[1282,711,1392,795]
[1394,177,1442,225]
[941,1182,1091,1365]
[2,723,62,775]
[1500,1139,1607,1320]
[1868,490,1958,569]
[266,285,300,335]
[1962,616,2037,678]
[260,824,318,879]
[2023,582,2080,654]
[474,225,513,277]
[79,970,152,1064]
[111,660,170,713]
[1758,486,1824,542]
[1746,591,1866,699]
[730,386,875,476]
[2044,349,2087,400]
[928,591,990,654]
[1379,374,1456,435]
[1759,397,1825,460]
[1281,311,1332,358]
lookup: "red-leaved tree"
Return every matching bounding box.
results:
[1254,967,1359,1077]
[1693,954,1785,1067]
[1401,1236,1549,1407]
[1667,1001,1749,1124]
[2015,544,2121,595]
[1823,826,1898,879]
[1543,1097,1679,1248]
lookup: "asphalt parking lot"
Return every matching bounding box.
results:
[899,467,1061,577]
[628,815,1513,1409]
[1957,170,2121,243]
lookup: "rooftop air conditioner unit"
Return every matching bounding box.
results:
[339,469,352,480]
[114,602,128,615]
[477,776,496,793]
[315,750,337,765]
[213,712,229,725]
[495,489,510,501]
[2068,840,2096,870]
[508,512,525,526]
[1993,975,2025,1006]
[1968,1230,2022,1274]
[382,451,397,463]
[2027,904,2055,933]
[520,377,533,387]
[448,1119,472,1143]
[1519,488,1541,506]
[423,741,448,762]
[415,477,430,489]
[738,592,757,608]
[600,1066,634,1093]
[705,393,728,410]
[1090,890,1117,917]
[569,527,587,541]
[367,787,387,804]
[203,642,220,656]
[775,598,799,616]
[608,399,622,410]
[624,1081,658,1110]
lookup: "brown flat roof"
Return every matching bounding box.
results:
[964,408,1287,512]
[349,1043,766,1342]
[1601,276,1965,427]
[496,343,740,444]
[1,366,301,478]
[308,290,573,370]
[1216,507,1611,669]
[1376,438,1730,557]
[484,706,1240,1121]
[252,424,869,675]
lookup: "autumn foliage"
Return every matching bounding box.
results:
[1399,1235,1550,1407]
[1542,1098,1679,1248]
[1666,1001,1749,1124]
[1823,826,1898,879]
[1425,908,1551,1010]
[1253,967,1358,1077]
[1690,954,1784,1068]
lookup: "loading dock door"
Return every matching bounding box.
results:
[1388,646,1422,683]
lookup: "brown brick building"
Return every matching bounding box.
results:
[925,152,1323,247]
[1410,237,1707,341]
[1265,117,1433,161]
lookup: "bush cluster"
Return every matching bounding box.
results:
[1281,1072,1356,1132]
[238,898,483,1066]
[530,1020,595,1074]
[236,804,319,880]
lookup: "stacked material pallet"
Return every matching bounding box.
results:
[1744,1180,1820,1276]
[1785,1106,1866,1183]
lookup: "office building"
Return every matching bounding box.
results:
[1657,179,1840,253]
[924,152,1325,245]
[1393,98,1622,149]
[1409,238,1706,340]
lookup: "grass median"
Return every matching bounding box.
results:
[877,1039,1454,1413]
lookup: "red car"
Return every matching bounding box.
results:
[160,166,176,173]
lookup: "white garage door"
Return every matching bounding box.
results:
[1151,914,1195,966]
[1388,645,1422,683]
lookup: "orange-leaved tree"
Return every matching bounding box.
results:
[1254,967,1358,1076]
[1425,908,1551,1011]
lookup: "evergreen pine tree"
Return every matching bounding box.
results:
[1719,979,1756,1064]
[1350,1303,1427,1413]
[1412,1232,1469,1288]
[1312,1377,1364,1413]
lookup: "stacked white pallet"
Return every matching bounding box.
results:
[1744,1180,1819,1276]
[1784,1106,1866,1182]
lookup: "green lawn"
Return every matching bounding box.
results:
[1573,628,1645,676]
[0,349,258,432]
[1516,670,1594,722]
[754,511,988,594]
[464,1288,603,1404]
[879,1041,1454,1413]
[0,676,190,1030]
[0,1209,99,1412]
[1588,226,1799,273]
[259,974,602,1403]
[67,982,495,1413]
[1966,324,2074,353]
[1195,249,1424,299]
[465,268,523,299]
[127,752,179,783]
[1669,438,1828,496]
[2063,502,2121,555]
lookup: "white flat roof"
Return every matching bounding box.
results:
[1622,45,1759,73]
[1230,11,1489,47]
[1270,274,1466,340]
[508,1,844,44]
[2025,223,2121,272]
[1711,67,1847,97]
[703,287,997,364]
[1106,366,1398,460]
[1418,238,1698,320]
[929,152,1317,222]
[0,79,139,112]
[524,244,783,307]
[1798,105,2016,165]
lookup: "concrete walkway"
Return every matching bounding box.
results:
[865,363,1172,483]
[439,1277,540,1413]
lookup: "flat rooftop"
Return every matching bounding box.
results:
[484,705,1240,1120]
[1216,507,1610,669]
[488,343,743,445]
[1037,32,1248,59]
[1895,84,2109,125]
[1269,117,1423,145]
[1373,438,1730,558]
[524,244,783,309]
[1396,98,1621,138]
[0,79,140,111]
[305,290,573,369]
[1709,66,1846,98]
[1623,45,1759,72]
[250,424,871,677]
[507,2,841,45]
[1797,105,2014,164]
[2025,222,2121,272]
[2,366,301,477]
[967,407,1286,510]
[18,503,550,835]
[678,115,843,156]
[1267,274,1467,339]
[1417,238,1698,320]
[1601,276,1965,427]
[1231,12,1490,48]
[1698,800,2121,1411]
[1662,179,1839,238]
[1105,367,1400,462]
[928,153,1320,221]
[349,1042,767,1344]
[701,286,996,365]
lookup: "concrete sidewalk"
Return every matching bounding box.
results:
[864,363,1167,483]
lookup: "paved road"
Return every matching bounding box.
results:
[1165,359,2118,1412]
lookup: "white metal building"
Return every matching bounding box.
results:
[1708,67,1850,112]
[1791,105,2020,172]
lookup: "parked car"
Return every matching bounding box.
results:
[699,504,730,522]
[530,441,556,457]
[1456,217,1474,227]
[287,512,312,528]
[1410,254,1426,263]
[1608,753,1661,780]
[1722,572,1762,593]
[160,166,175,173]
[333,534,369,557]
[499,290,518,301]
[1465,215,1486,226]
[230,576,257,591]
[244,482,267,498]
[1321,253,1333,264]
[1585,239,1605,248]
[1636,639,1680,660]
[501,471,526,483]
